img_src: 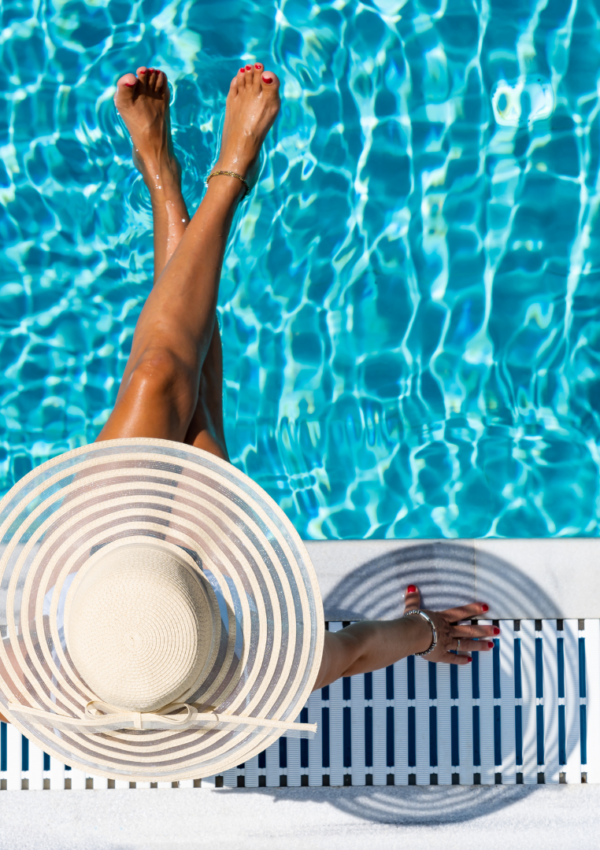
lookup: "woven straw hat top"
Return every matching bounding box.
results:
[0,439,324,782]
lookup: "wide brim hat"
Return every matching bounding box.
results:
[0,438,324,782]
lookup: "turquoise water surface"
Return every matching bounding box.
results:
[2,0,600,538]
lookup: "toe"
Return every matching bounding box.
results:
[242,64,253,87]
[114,73,138,103]
[155,69,166,91]
[136,66,149,90]
[260,70,280,92]
[251,63,262,91]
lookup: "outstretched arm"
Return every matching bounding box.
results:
[313,585,496,691]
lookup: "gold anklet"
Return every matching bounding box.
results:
[206,170,249,195]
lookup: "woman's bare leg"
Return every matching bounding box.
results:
[143,63,266,461]
[96,62,280,455]
[110,64,254,459]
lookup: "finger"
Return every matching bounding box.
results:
[403,584,421,613]
[439,652,472,665]
[453,639,495,653]
[442,602,489,622]
[452,623,499,639]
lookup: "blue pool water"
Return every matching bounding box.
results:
[2,0,600,539]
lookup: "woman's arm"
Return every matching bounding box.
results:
[313,584,496,691]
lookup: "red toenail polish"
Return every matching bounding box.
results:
[262,76,273,84]
[240,68,245,73]
[482,604,489,612]
[407,585,416,593]
[255,63,262,68]
[124,82,135,87]
[493,627,500,635]
[246,64,252,69]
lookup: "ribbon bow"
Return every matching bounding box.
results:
[8,699,317,737]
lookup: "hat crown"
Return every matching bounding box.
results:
[65,544,215,712]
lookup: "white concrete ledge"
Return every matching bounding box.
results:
[0,785,598,850]
[305,539,600,620]
[2,538,596,625]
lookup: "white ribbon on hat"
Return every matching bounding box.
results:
[8,700,317,737]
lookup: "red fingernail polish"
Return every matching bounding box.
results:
[407,585,416,593]
[493,627,500,635]
[467,657,473,663]
[482,604,489,612]
[488,641,495,648]
[262,76,273,84]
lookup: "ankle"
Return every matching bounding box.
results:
[148,173,183,203]
[213,153,257,181]
[205,172,247,202]
[142,156,181,192]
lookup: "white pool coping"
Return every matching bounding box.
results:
[1,538,595,622]
[306,538,600,619]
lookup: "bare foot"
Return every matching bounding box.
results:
[213,62,281,190]
[114,66,181,197]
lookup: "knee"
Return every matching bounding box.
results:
[128,350,196,416]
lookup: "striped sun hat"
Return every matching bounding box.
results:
[0,439,324,783]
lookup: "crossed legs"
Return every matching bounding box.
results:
[96,63,280,459]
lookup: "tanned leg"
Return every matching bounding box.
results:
[97,62,280,457]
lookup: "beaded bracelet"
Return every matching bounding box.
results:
[402,609,438,657]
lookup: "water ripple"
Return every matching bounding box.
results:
[2,0,600,539]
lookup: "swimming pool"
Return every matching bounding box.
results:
[1,0,599,539]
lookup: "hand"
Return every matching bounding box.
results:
[404,584,497,665]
